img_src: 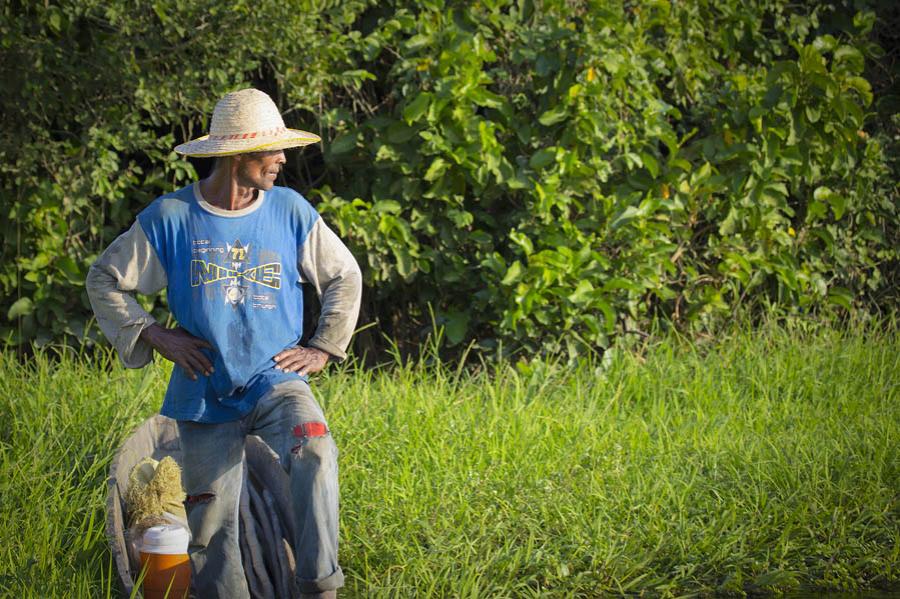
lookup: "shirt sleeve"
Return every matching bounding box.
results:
[85,220,167,368]
[298,218,363,360]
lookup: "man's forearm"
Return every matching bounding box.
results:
[85,221,168,368]
[308,266,363,359]
[300,219,363,360]
[86,263,158,368]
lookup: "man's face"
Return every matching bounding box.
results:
[235,150,286,191]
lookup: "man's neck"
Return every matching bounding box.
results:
[198,163,258,211]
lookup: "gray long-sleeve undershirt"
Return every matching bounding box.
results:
[86,189,362,368]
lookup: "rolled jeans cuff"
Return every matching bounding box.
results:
[296,565,345,593]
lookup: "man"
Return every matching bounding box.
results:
[87,88,361,598]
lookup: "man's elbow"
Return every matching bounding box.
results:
[332,259,362,296]
[346,263,363,306]
[85,264,109,305]
[348,261,362,286]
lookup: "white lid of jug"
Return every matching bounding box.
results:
[141,524,190,555]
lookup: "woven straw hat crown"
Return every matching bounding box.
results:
[174,88,320,157]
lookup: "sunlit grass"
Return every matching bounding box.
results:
[0,321,897,597]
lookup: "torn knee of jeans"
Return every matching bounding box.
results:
[185,492,215,505]
[291,421,329,454]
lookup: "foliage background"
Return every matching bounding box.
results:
[1,0,897,356]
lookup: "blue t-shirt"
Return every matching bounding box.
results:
[138,184,318,422]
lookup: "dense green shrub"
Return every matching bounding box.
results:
[0,0,369,344]
[1,0,896,356]
[316,0,898,355]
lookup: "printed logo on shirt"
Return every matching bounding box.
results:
[190,238,282,306]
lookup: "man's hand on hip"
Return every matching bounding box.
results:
[140,323,214,381]
[273,346,330,376]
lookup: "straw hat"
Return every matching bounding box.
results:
[174,88,321,157]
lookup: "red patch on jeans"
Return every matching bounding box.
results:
[293,422,328,438]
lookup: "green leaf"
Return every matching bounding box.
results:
[509,231,534,255]
[833,45,864,74]
[447,208,473,228]
[329,133,357,155]
[807,200,828,221]
[812,35,837,53]
[404,34,431,52]
[372,200,402,214]
[394,248,413,278]
[601,52,624,75]
[529,148,556,170]
[538,106,568,126]
[48,9,62,32]
[424,157,448,182]
[568,280,594,305]
[342,69,376,83]
[152,1,168,22]
[58,256,80,276]
[799,45,826,74]
[691,162,712,186]
[386,122,416,144]
[813,186,834,202]
[469,230,492,245]
[403,93,432,123]
[669,158,692,172]
[810,228,834,251]
[469,88,504,109]
[610,206,639,231]
[444,311,469,345]
[827,286,853,310]
[829,194,847,220]
[601,278,641,293]
[719,207,741,236]
[814,186,846,219]
[58,257,82,284]
[7,297,33,320]
[639,152,659,178]
[845,76,873,106]
[501,261,524,286]
[595,299,616,333]
[853,10,876,35]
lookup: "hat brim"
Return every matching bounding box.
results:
[174,128,321,157]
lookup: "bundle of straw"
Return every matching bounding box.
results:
[125,456,187,536]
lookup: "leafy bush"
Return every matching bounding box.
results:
[316,0,898,355]
[1,0,896,356]
[0,0,372,345]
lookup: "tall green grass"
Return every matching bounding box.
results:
[0,322,897,597]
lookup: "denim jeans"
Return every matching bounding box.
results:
[177,380,344,597]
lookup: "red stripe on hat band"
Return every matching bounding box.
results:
[208,126,287,141]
